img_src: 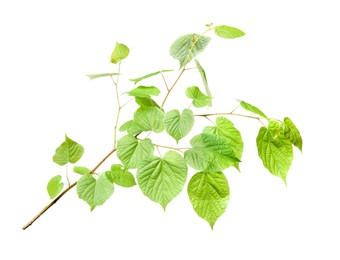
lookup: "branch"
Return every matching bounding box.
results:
[194,112,263,120]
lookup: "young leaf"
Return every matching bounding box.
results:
[127,86,160,98]
[137,151,188,210]
[47,175,64,199]
[256,127,293,184]
[184,133,240,172]
[111,42,130,64]
[86,73,120,80]
[135,97,160,108]
[130,70,173,85]
[117,134,154,169]
[170,34,211,68]
[77,173,114,211]
[239,100,268,119]
[73,166,91,175]
[195,59,212,106]
[106,164,136,188]
[134,107,165,133]
[188,172,230,229]
[53,135,84,166]
[203,117,243,168]
[214,25,245,39]
[284,117,303,152]
[186,86,212,108]
[119,120,141,135]
[164,109,194,143]
[268,120,281,138]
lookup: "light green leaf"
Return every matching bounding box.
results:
[47,175,64,199]
[86,73,120,80]
[188,172,229,229]
[239,100,268,119]
[214,25,245,39]
[106,164,136,188]
[134,107,165,133]
[184,133,240,172]
[195,59,212,106]
[203,117,243,169]
[111,42,130,64]
[268,120,281,138]
[128,86,160,98]
[164,109,194,143]
[53,135,84,166]
[117,134,154,169]
[137,151,188,210]
[135,97,160,108]
[119,120,141,135]
[77,173,114,211]
[284,117,303,152]
[256,127,293,184]
[186,86,212,108]
[170,34,211,68]
[73,166,91,175]
[130,70,173,85]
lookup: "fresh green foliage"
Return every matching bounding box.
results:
[188,172,230,228]
[170,34,211,68]
[135,97,160,108]
[195,59,212,106]
[77,173,114,210]
[86,73,120,80]
[284,117,303,152]
[186,86,212,108]
[134,107,165,133]
[214,25,245,39]
[106,164,136,187]
[164,109,194,143]
[52,135,84,166]
[239,100,268,119]
[130,70,173,84]
[119,120,141,135]
[137,151,188,210]
[47,175,64,199]
[111,42,130,64]
[73,166,91,175]
[127,86,160,98]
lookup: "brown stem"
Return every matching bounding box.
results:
[194,112,262,120]
[22,147,116,230]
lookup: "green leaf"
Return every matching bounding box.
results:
[73,166,91,175]
[130,70,173,85]
[268,120,281,138]
[127,86,160,98]
[239,100,268,119]
[77,173,114,211]
[86,73,120,80]
[135,97,160,108]
[134,107,165,133]
[195,59,212,106]
[203,117,243,169]
[188,172,230,229]
[256,127,293,184]
[137,151,188,210]
[170,34,211,68]
[111,42,130,64]
[284,117,303,152]
[119,120,141,135]
[106,164,136,188]
[184,133,240,172]
[53,135,84,166]
[186,86,212,108]
[214,25,245,39]
[47,175,64,199]
[164,109,194,143]
[117,134,154,169]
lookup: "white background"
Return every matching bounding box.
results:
[1,0,340,259]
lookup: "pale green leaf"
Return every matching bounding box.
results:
[164,109,194,143]
[130,70,173,85]
[137,151,188,209]
[195,59,212,106]
[188,172,229,228]
[135,97,160,108]
[86,73,120,80]
[117,134,154,169]
[47,175,64,199]
[105,164,136,187]
[170,34,211,68]
[184,133,240,172]
[268,120,281,138]
[111,42,130,64]
[53,135,84,166]
[186,86,212,108]
[77,173,114,210]
[128,86,160,98]
[73,166,91,175]
[256,127,293,183]
[119,120,141,135]
[214,25,245,39]
[134,107,165,133]
[284,117,303,152]
[239,100,268,119]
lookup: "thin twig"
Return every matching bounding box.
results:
[195,112,262,120]
[160,73,169,91]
